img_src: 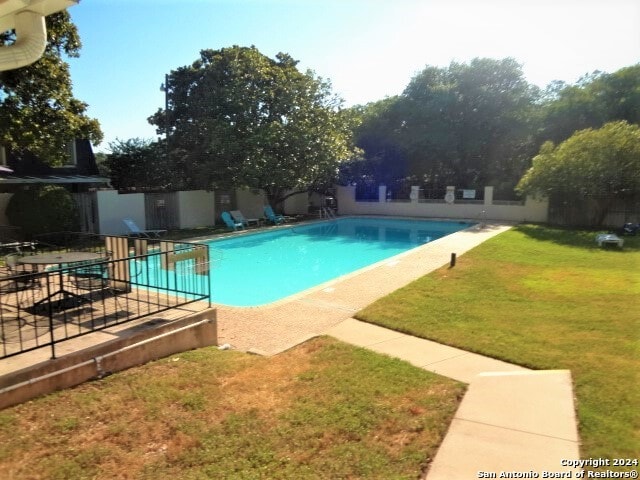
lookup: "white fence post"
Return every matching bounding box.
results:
[484,186,494,206]
[410,186,420,204]
[378,185,387,203]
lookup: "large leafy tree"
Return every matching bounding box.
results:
[352,58,540,196]
[402,58,540,190]
[148,45,359,206]
[344,98,409,186]
[104,138,174,192]
[540,64,640,145]
[517,121,640,225]
[0,11,102,165]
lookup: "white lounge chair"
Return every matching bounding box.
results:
[595,233,624,248]
[122,218,167,238]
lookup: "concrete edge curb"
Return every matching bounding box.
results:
[0,308,218,410]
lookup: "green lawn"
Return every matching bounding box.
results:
[356,224,640,458]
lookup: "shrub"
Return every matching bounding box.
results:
[6,185,80,238]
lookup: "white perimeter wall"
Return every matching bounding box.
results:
[97,190,217,234]
[336,186,549,223]
[236,189,308,217]
[1,186,549,235]
[283,191,309,215]
[97,190,146,235]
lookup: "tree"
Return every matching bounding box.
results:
[148,45,359,207]
[400,58,540,191]
[104,138,173,192]
[540,64,640,145]
[517,121,640,225]
[0,11,102,165]
[350,58,541,196]
[346,98,410,186]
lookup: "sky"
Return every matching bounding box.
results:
[66,0,640,153]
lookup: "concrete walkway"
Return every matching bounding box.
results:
[326,318,580,479]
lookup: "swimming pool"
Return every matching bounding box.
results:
[199,217,472,306]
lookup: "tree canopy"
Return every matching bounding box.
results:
[349,58,541,196]
[103,138,174,192]
[0,11,102,165]
[347,60,640,207]
[517,121,640,224]
[539,65,640,146]
[148,45,359,205]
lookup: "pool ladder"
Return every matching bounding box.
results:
[320,207,337,220]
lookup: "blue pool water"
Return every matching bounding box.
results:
[198,217,472,306]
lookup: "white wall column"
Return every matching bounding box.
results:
[378,185,387,203]
[410,186,420,204]
[484,186,494,206]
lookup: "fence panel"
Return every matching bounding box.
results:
[73,192,99,233]
[355,184,379,202]
[145,193,180,230]
[0,233,210,359]
[548,195,640,227]
[214,190,237,224]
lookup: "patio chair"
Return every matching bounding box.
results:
[595,233,624,248]
[230,210,260,228]
[264,205,286,225]
[620,222,640,236]
[0,253,41,304]
[69,257,109,290]
[221,211,244,231]
[122,218,167,238]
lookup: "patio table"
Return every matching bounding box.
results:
[19,252,107,309]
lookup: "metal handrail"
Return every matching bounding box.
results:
[1,232,211,360]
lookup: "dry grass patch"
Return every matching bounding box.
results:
[0,337,463,479]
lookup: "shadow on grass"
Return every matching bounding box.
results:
[515,224,640,252]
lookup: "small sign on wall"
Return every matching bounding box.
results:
[462,189,476,199]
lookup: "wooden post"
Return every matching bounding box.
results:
[105,236,131,292]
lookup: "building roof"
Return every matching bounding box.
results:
[0,174,109,185]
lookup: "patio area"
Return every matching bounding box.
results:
[0,233,210,363]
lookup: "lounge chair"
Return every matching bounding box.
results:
[230,210,260,227]
[620,223,640,236]
[264,205,286,225]
[595,233,624,248]
[122,218,167,238]
[221,211,244,231]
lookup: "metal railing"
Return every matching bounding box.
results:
[319,206,337,219]
[0,233,210,360]
[355,183,379,202]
